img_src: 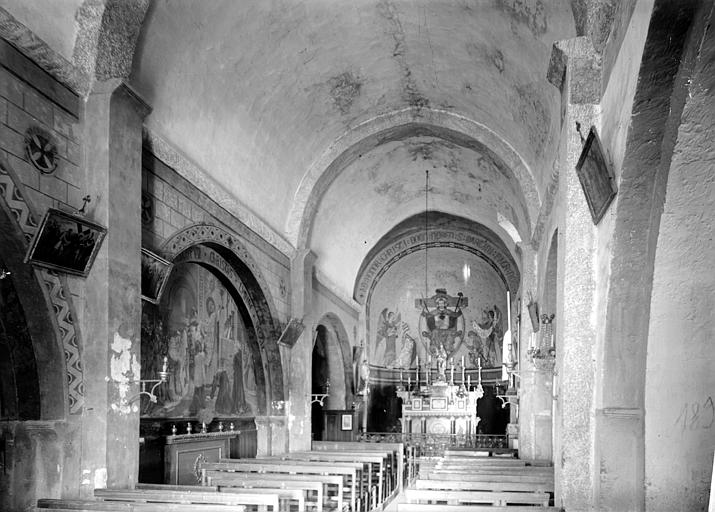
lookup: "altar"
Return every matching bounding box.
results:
[397,381,482,436]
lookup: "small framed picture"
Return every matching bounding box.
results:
[25,208,107,278]
[141,248,174,304]
[576,126,618,225]
[431,398,448,410]
[341,413,353,431]
[457,400,465,409]
[411,398,422,410]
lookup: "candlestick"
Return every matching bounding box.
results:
[467,375,471,389]
[450,363,455,384]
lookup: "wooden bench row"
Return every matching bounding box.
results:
[36,442,404,512]
[404,451,556,510]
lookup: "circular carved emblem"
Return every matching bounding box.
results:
[24,127,58,174]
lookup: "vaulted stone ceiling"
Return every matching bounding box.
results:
[128,1,576,294]
[1,0,581,298]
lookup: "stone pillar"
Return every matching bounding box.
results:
[287,249,317,452]
[81,80,150,492]
[517,246,554,461]
[548,38,601,511]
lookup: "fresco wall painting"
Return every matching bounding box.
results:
[141,261,258,420]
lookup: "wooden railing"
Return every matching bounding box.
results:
[356,432,509,457]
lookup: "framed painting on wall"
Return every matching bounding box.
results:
[25,208,107,278]
[575,126,618,225]
[341,413,353,431]
[141,248,173,304]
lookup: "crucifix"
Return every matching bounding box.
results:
[415,288,468,360]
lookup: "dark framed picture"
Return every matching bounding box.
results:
[25,208,106,277]
[575,126,618,225]
[141,248,174,304]
[341,413,353,431]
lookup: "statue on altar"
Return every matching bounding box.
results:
[417,289,467,360]
[435,343,448,381]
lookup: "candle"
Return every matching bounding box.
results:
[450,364,455,384]
[467,375,471,388]
[408,376,411,389]
[162,356,168,373]
[400,370,403,384]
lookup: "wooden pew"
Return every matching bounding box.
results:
[403,488,550,506]
[396,505,561,512]
[37,498,246,512]
[281,451,385,507]
[252,457,368,512]
[311,441,404,494]
[211,458,361,511]
[204,468,344,511]
[205,471,332,512]
[414,478,554,493]
[94,488,279,511]
[427,471,553,486]
[190,475,320,512]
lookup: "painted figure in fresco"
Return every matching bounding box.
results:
[392,322,416,369]
[420,289,464,360]
[232,342,248,414]
[376,308,401,366]
[467,305,503,367]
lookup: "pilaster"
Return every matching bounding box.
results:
[287,249,317,451]
[80,80,150,492]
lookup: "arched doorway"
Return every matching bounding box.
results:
[311,314,353,441]
[0,158,77,510]
[311,325,330,441]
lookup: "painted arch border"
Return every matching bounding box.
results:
[0,155,83,416]
[161,223,285,406]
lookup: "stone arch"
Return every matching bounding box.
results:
[593,2,712,509]
[161,223,284,407]
[542,229,558,322]
[286,107,540,250]
[0,155,82,418]
[315,313,353,409]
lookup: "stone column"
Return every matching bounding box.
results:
[81,80,150,492]
[287,249,317,451]
[547,38,601,511]
[517,246,554,461]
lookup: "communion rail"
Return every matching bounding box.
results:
[356,432,511,457]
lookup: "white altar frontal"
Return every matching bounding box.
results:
[397,380,483,436]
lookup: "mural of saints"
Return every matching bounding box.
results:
[141,262,258,418]
[465,305,504,367]
[374,309,416,369]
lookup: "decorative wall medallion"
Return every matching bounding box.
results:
[24,127,58,174]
